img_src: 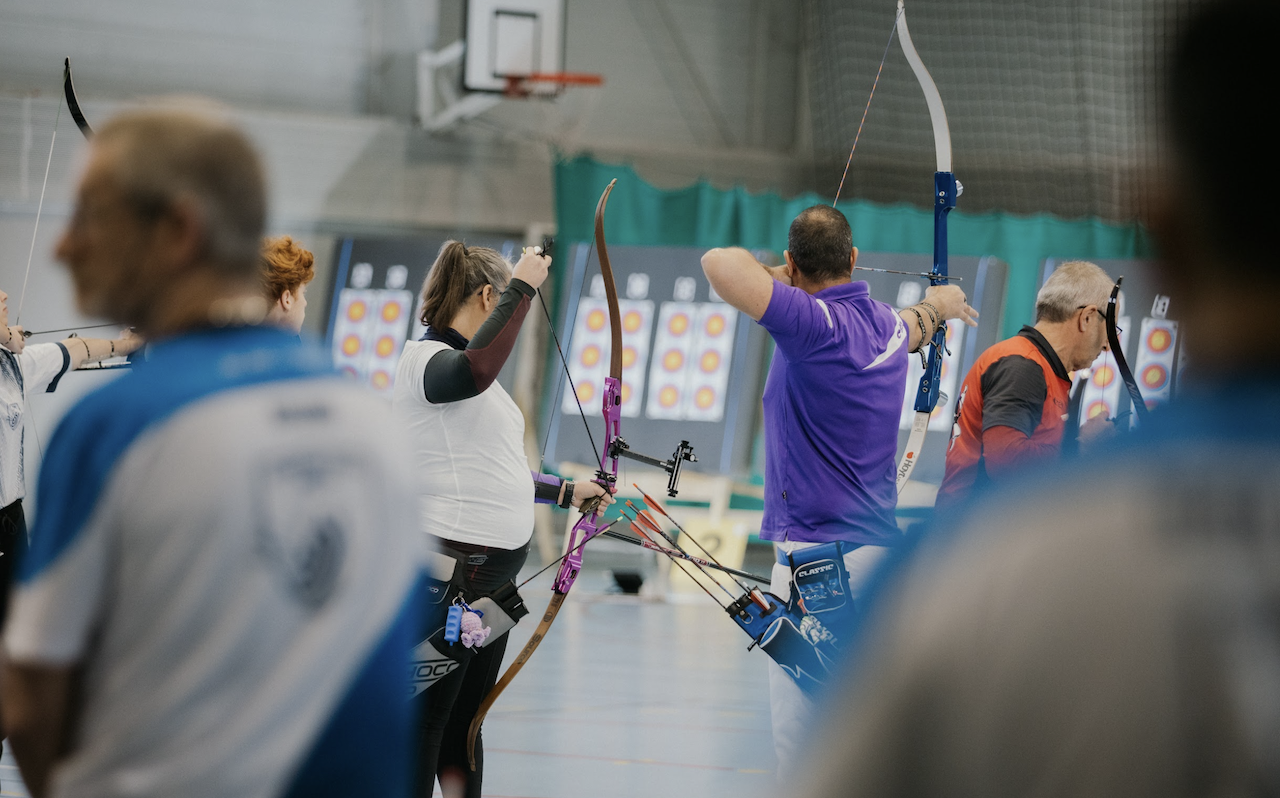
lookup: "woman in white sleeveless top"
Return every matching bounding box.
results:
[392,241,610,798]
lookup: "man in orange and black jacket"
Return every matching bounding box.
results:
[936,261,1118,511]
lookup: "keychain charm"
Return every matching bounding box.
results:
[444,597,491,649]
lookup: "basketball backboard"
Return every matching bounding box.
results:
[463,0,565,93]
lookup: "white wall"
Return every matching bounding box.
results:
[0,0,808,498]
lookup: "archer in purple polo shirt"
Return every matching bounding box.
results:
[703,206,975,548]
[703,205,976,781]
[758,279,907,544]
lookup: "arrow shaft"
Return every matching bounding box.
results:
[599,529,767,583]
[853,266,961,281]
[22,323,119,338]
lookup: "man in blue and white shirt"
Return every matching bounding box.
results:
[1,107,425,798]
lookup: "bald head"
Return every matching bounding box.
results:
[788,205,854,283]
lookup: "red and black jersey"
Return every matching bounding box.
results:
[936,326,1072,510]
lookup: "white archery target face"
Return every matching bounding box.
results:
[331,289,378,381]
[645,300,736,421]
[683,303,736,422]
[1133,317,1178,407]
[330,288,412,392]
[562,297,610,416]
[1079,317,1130,424]
[562,297,653,418]
[367,289,413,393]
[646,301,698,420]
[618,300,654,417]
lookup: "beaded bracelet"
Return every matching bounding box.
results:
[904,307,929,366]
[919,301,943,333]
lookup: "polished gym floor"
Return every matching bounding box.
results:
[452,567,775,798]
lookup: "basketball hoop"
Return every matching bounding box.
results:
[502,72,604,99]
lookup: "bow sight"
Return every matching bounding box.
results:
[608,438,696,497]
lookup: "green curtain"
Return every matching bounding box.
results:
[554,154,1155,339]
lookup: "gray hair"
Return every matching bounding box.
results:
[1034,261,1115,323]
[94,106,266,277]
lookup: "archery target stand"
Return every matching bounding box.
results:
[416,0,602,131]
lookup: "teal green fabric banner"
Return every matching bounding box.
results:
[554,155,1155,339]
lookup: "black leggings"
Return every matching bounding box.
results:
[416,538,529,798]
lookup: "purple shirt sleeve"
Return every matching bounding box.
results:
[758,281,837,360]
[531,471,564,504]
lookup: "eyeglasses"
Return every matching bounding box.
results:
[1078,305,1120,334]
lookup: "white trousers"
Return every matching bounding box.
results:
[767,541,889,782]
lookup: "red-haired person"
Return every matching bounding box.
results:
[261,235,314,333]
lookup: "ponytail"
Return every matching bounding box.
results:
[419,241,512,330]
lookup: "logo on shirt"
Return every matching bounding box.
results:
[253,454,355,609]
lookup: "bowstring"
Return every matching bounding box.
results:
[16,89,69,499]
[833,7,903,206]
[535,240,603,473]
[16,99,64,326]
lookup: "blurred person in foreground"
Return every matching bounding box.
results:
[260,234,314,333]
[935,260,1118,512]
[796,2,1280,795]
[701,209,977,780]
[0,107,425,798]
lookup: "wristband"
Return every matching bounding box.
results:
[558,481,575,509]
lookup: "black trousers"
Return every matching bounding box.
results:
[0,499,27,631]
[416,539,529,798]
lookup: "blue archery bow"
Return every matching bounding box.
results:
[893,0,960,492]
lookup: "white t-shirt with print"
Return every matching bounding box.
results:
[0,342,71,507]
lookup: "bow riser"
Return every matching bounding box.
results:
[911,171,957,414]
[1106,277,1149,424]
[553,374,621,593]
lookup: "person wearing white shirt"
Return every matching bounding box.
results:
[392,241,612,798]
